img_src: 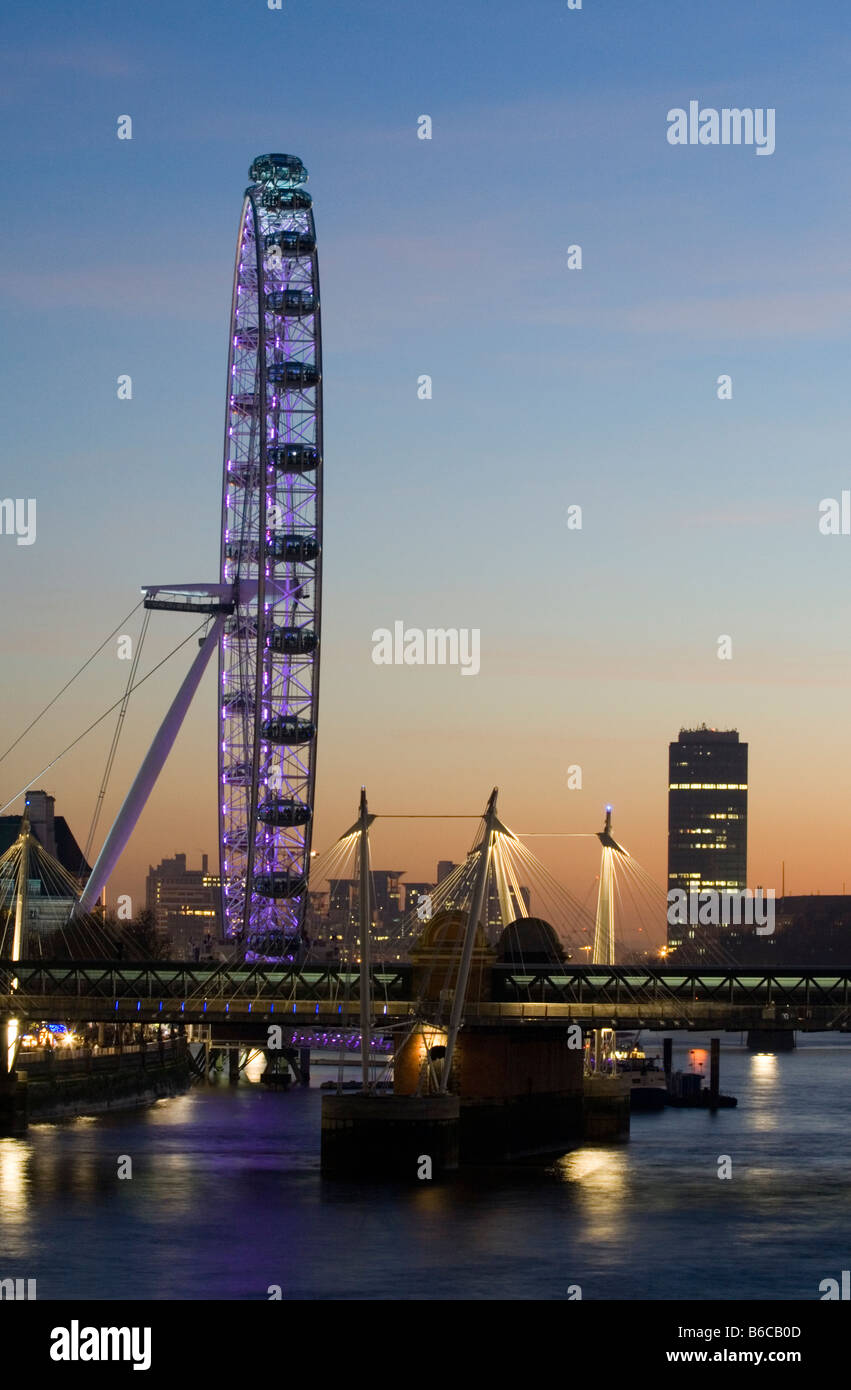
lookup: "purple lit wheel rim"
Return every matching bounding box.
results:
[217,164,322,946]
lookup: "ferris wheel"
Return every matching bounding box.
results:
[218,153,323,951]
[71,154,323,951]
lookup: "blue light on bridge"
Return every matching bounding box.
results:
[180,1002,185,1012]
[136,1001,141,1012]
[226,1003,230,1013]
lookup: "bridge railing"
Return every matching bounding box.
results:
[2,961,851,1012]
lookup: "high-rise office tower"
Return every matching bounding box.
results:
[667,727,748,950]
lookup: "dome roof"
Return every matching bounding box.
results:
[496,917,566,964]
[416,909,487,954]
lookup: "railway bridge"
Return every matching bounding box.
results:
[4,960,850,1036]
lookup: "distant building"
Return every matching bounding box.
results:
[0,790,91,883]
[432,859,529,937]
[145,853,222,956]
[0,790,92,934]
[772,895,851,964]
[404,881,434,917]
[329,869,405,945]
[667,727,748,952]
[674,895,851,967]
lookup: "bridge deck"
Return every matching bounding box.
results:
[3,962,850,1030]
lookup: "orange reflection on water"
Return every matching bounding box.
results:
[0,1139,30,1226]
[553,1146,629,1242]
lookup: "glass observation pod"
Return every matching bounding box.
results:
[226,461,260,487]
[246,932,302,956]
[266,290,316,317]
[267,444,319,474]
[267,362,320,389]
[264,229,316,256]
[261,716,316,745]
[222,692,254,713]
[267,626,318,655]
[225,541,259,562]
[222,762,252,784]
[256,798,313,828]
[261,188,313,212]
[253,874,308,900]
[253,872,308,906]
[250,153,308,186]
[268,533,320,563]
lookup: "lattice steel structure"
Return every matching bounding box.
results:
[219,153,323,951]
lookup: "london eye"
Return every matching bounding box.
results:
[219,153,323,954]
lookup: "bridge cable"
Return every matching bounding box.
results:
[0,619,210,816]
[0,599,144,769]
[80,606,152,877]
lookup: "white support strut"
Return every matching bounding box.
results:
[76,616,225,914]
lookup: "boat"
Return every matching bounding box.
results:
[614,1032,668,1111]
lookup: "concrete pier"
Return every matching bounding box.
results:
[582,1073,631,1140]
[0,1072,28,1136]
[320,1093,460,1176]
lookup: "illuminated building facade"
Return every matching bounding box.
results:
[329,870,405,945]
[667,727,748,951]
[146,853,222,955]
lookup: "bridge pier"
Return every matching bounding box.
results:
[321,1093,459,1176]
[0,1073,28,1136]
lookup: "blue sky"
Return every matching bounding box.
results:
[1,0,850,909]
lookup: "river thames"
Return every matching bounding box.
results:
[1,1034,848,1301]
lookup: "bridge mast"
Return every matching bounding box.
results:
[440,787,498,1093]
[357,787,372,1093]
[5,810,31,1072]
[594,805,626,966]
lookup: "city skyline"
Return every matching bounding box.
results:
[12,704,845,946]
[5,703,849,923]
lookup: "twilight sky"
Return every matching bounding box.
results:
[1,0,850,916]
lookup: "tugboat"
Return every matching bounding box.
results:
[614,1032,668,1111]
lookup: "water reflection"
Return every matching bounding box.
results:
[0,1138,30,1226]
[747,1052,779,1131]
[552,1146,629,1243]
[0,1039,848,1299]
